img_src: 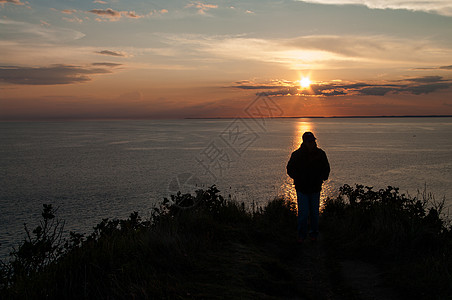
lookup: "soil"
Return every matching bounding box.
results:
[291,236,398,300]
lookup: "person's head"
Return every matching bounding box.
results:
[302,131,317,150]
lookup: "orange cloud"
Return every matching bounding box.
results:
[61,9,77,14]
[0,0,24,5]
[185,2,218,14]
[63,16,83,23]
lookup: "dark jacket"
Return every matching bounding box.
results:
[286,144,330,193]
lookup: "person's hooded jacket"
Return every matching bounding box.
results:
[286,144,330,193]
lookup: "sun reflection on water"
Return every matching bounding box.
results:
[279,119,331,212]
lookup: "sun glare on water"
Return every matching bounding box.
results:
[300,77,311,88]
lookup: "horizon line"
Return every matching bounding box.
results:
[185,115,452,119]
[1,115,452,122]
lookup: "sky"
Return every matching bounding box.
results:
[1,0,452,119]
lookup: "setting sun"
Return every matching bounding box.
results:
[300,77,311,88]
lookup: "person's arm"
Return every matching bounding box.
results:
[321,151,330,181]
[286,152,298,179]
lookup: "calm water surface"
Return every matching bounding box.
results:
[1,118,451,258]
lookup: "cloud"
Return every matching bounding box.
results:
[91,62,122,67]
[185,2,218,15]
[93,0,107,3]
[232,75,452,97]
[0,64,113,85]
[256,87,302,96]
[56,10,84,23]
[282,35,452,67]
[403,82,452,95]
[0,19,85,42]
[230,85,285,90]
[405,75,445,83]
[89,8,121,19]
[96,50,127,57]
[124,11,140,18]
[298,0,452,17]
[61,9,77,15]
[415,65,452,70]
[161,34,452,71]
[88,8,148,21]
[63,17,84,23]
[359,87,394,96]
[0,0,24,5]
[285,35,388,58]
[162,34,342,68]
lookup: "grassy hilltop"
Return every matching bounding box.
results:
[1,185,451,299]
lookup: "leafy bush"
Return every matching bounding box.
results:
[0,205,65,286]
[321,184,452,299]
[1,185,300,299]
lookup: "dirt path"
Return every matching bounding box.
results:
[290,238,338,299]
[291,237,398,300]
[339,260,397,300]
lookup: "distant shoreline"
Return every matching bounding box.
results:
[185,115,452,119]
[1,115,452,122]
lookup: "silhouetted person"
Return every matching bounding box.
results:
[287,131,330,243]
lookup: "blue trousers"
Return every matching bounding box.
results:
[296,191,320,239]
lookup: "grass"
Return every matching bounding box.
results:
[1,186,305,299]
[1,184,451,299]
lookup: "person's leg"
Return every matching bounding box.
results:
[308,192,320,238]
[296,190,310,240]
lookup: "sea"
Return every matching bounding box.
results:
[1,117,451,259]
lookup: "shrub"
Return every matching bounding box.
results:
[321,184,452,299]
[2,205,65,284]
[1,185,300,298]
